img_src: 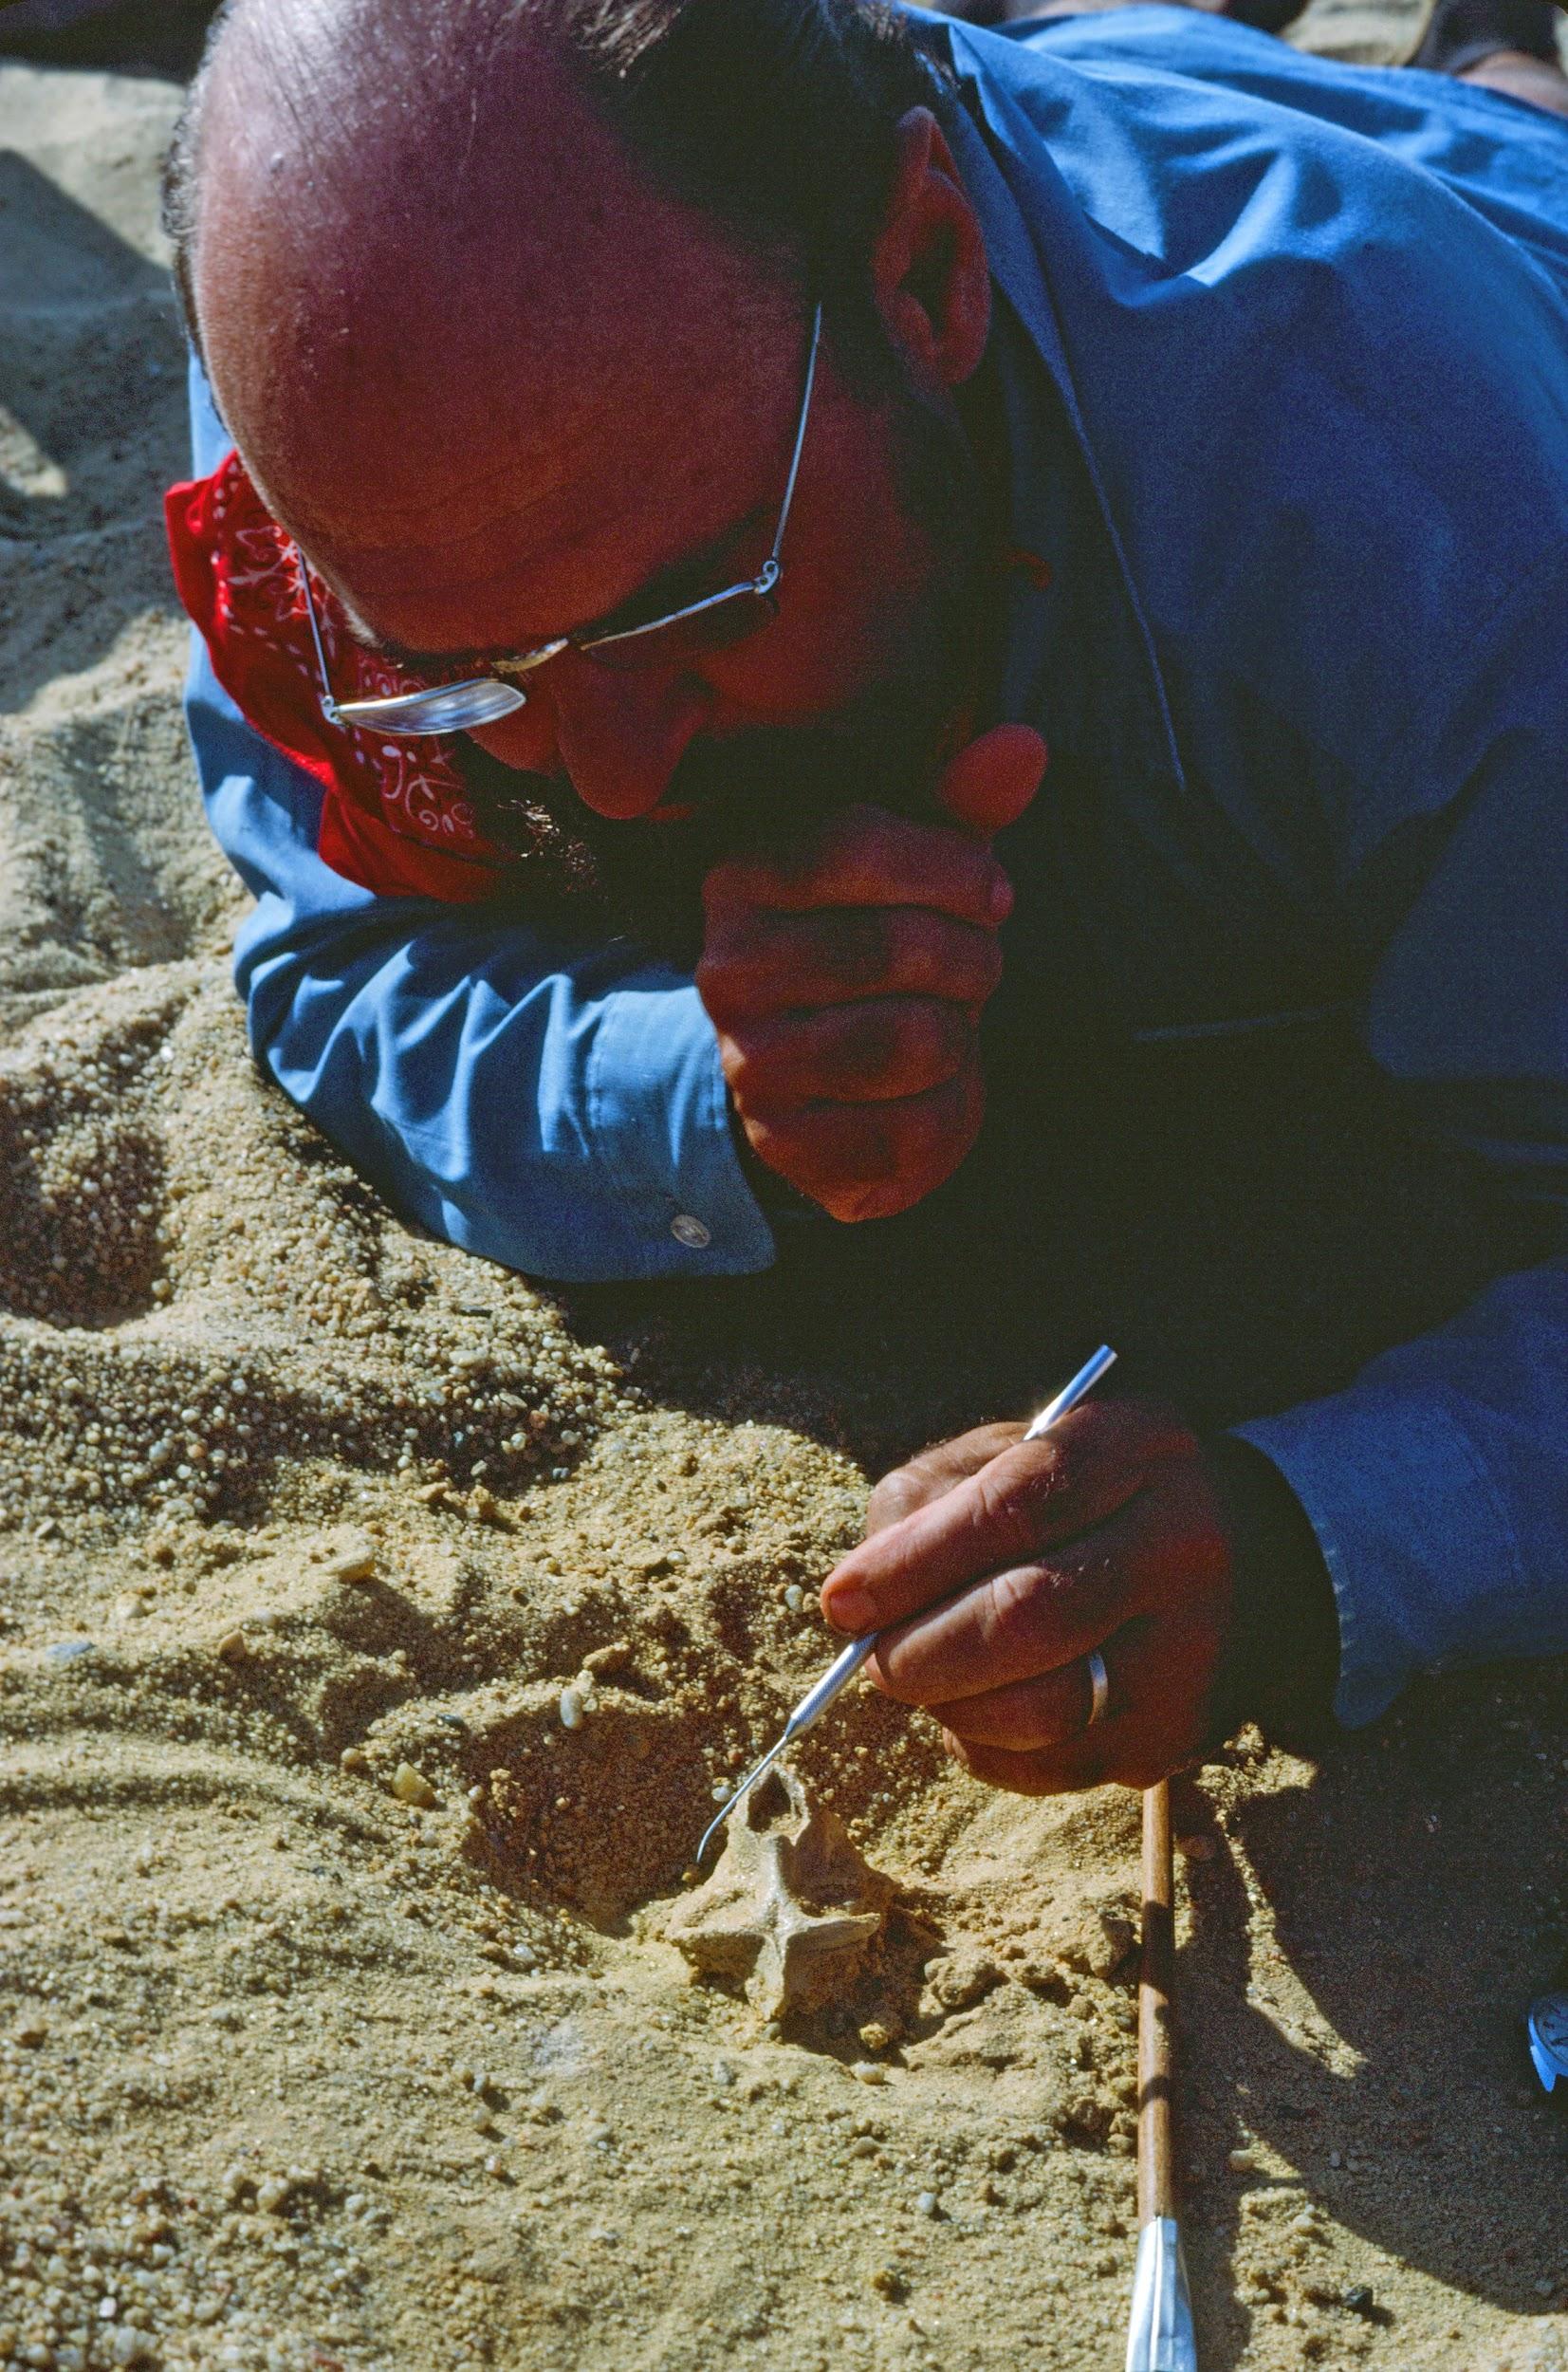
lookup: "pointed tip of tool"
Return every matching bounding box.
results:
[693,1790,745,1867]
[1126,2218,1197,2372]
[692,1812,729,1869]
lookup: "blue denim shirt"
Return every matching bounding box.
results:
[182,8,1568,1726]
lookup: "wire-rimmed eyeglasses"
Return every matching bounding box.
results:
[295,302,824,741]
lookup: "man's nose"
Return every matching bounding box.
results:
[470,658,711,819]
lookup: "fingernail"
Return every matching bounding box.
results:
[988,873,1013,923]
[824,1585,877,1635]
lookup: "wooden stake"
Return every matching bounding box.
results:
[1138,1779,1178,2225]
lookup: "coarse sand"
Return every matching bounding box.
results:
[2,22,1567,2372]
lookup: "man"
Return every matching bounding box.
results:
[163,0,1568,1802]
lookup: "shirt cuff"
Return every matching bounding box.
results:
[1235,1384,1523,1730]
[587,979,778,1277]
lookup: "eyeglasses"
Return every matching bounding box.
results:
[296,301,823,741]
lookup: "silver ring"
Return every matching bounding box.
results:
[1084,1648,1110,1728]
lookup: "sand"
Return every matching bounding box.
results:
[2,25,1568,2372]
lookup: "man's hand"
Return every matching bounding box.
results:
[695,724,1046,1222]
[818,1399,1237,1794]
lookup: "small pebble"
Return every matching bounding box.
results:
[914,2192,941,2219]
[216,1629,249,1662]
[391,1763,437,1808]
[583,1640,632,1676]
[340,1746,368,1771]
[784,1584,804,1612]
[1227,2148,1259,2174]
[44,1639,94,1665]
[559,1686,585,1732]
[852,2062,889,2086]
[324,1540,378,1584]
[255,2175,292,2215]
[13,2015,46,2048]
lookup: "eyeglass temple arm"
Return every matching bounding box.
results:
[292,544,343,725]
[766,301,823,572]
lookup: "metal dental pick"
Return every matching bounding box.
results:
[693,1344,1117,1868]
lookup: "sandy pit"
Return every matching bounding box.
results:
[2,24,1568,2372]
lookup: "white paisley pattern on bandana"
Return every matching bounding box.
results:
[167,453,512,902]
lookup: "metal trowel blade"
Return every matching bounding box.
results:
[1125,2216,1198,2372]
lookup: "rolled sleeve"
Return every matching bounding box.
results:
[586,977,777,1274]
[1237,1380,1522,1728]
[1237,1263,1568,1725]
[182,354,774,1286]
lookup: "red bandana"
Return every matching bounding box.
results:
[164,454,517,904]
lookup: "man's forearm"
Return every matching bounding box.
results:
[188,656,778,1285]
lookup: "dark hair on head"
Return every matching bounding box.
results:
[163,0,955,382]
[161,0,238,361]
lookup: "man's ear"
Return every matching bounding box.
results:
[870,105,991,389]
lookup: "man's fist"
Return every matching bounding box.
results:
[819,1399,1238,1794]
[695,724,1046,1222]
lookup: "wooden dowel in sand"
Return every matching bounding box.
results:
[1138,1778,1178,2226]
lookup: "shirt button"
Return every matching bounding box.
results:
[671,1214,711,1250]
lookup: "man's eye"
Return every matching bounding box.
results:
[592,512,770,638]
[600,564,725,636]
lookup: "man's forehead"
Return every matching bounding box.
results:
[278,309,795,661]
[195,0,799,594]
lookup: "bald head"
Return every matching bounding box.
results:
[189,1,778,557]
[170,0,943,541]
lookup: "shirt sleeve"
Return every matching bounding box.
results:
[182,359,775,1286]
[1235,562,1568,1725]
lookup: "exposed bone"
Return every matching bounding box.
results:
[657,1767,895,2017]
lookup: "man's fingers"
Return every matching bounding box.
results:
[933,723,1047,840]
[697,905,1004,1025]
[943,1663,1209,1794]
[743,1058,985,1223]
[864,1423,1026,1535]
[704,806,1011,928]
[822,1401,1181,1634]
[942,1727,1124,1798]
[920,1644,1112,1751]
[863,1511,1153,1706]
[721,996,971,1107]
[923,1611,1213,1752]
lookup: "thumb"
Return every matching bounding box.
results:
[934,723,1047,840]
